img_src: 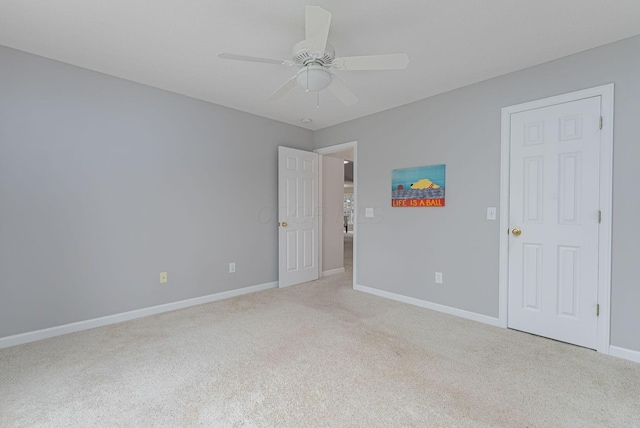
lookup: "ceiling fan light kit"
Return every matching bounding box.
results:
[297,65,332,92]
[218,5,409,106]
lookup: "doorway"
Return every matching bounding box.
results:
[315,141,358,288]
[499,85,613,353]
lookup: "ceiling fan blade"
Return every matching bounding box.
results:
[267,76,298,101]
[328,77,359,106]
[305,5,332,55]
[217,52,293,66]
[334,53,409,71]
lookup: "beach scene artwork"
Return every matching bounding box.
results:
[391,164,446,207]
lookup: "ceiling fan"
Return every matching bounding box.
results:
[217,5,409,106]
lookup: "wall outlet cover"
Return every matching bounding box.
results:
[487,207,497,220]
[159,272,168,284]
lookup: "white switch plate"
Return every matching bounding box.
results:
[229,262,236,273]
[365,208,374,218]
[435,272,443,284]
[487,207,497,220]
[159,272,168,284]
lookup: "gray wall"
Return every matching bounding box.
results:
[321,156,345,273]
[314,35,640,353]
[0,46,313,338]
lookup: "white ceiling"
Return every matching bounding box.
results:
[1,1,639,130]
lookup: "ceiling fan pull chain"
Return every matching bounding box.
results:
[306,64,310,93]
[317,91,320,108]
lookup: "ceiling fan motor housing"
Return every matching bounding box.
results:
[293,40,335,67]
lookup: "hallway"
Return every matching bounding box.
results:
[344,232,353,273]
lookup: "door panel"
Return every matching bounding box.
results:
[508,96,601,349]
[522,243,542,311]
[278,147,319,287]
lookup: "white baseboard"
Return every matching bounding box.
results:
[354,283,501,327]
[0,281,278,349]
[322,267,345,276]
[609,345,640,363]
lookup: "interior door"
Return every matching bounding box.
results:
[508,96,601,349]
[278,146,319,288]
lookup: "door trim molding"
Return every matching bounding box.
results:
[498,84,614,354]
[315,141,358,289]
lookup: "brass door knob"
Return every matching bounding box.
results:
[512,228,522,236]
[281,222,288,227]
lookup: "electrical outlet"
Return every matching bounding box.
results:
[435,272,443,284]
[365,208,374,218]
[159,272,168,284]
[229,262,236,273]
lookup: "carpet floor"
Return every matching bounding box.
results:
[1,236,639,427]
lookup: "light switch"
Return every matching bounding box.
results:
[365,208,374,218]
[487,207,497,220]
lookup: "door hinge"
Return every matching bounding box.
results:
[596,304,600,317]
[599,116,603,130]
[598,210,602,224]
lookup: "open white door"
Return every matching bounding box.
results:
[278,147,319,288]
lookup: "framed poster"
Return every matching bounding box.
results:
[391,164,446,207]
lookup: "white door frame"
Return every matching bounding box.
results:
[498,84,614,354]
[315,141,358,288]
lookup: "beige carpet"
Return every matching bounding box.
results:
[1,240,639,427]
